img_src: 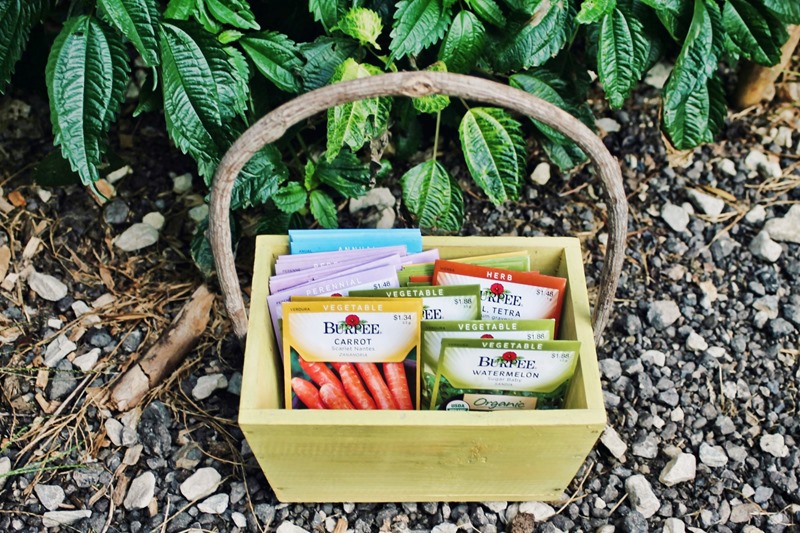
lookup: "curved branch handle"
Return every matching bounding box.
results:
[209,71,628,345]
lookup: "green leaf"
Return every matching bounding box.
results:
[273,182,308,213]
[191,217,215,277]
[465,0,507,27]
[225,45,250,110]
[230,145,288,210]
[0,1,51,93]
[164,0,196,19]
[509,71,572,143]
[640,0,691,39]
[46,16,130,186]
[389,0,453,61]
[459,108,526,204]
[205,0,259,30]
[438,10,486,73]
[494,0,572,71]
[310,0,346,31]
[540,135,588,170]
[326,58,388,161]
[597,7,650,108]
[413,61,450,113]
[334,7,383,48]
[722,0,786,66]
[577,0,616,23]
[436,176,464,232]
[97,0,161,66]
[401,160,452,228]
[310,190,339,228]
[192,0,222,33]
[240,31,303,93]
[300,36,360,90]
[218,29,243,43]
[159,21,224,179]
[315,150,372,198]
[762,0,800,24]
[663,0,725,149]
[133,68,162,116]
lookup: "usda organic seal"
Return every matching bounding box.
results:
[445,400,469,411]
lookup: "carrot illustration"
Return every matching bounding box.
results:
[319,383,355,409]
[291,378,325,409]
[335,363,377,410]
[299,358,345,394]
[383,362,414,410]
[356,363,397,410]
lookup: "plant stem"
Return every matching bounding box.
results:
[296,134,315,164]
[433,111,442,162]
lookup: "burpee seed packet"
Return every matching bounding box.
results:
[349,285,481,321]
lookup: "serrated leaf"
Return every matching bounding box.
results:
[401,160,452,228]
[413,61,450,113]
[273,182,308,213]
[438,10,485,73]
[436,176,464,232]
[597,7,650,108]
[304,160,319,190]
[300,36,359,90]
[762,0,800,24]
[310,0,346,31]
[192,0,222,33]
[310,190,339,228]
[190,217,215,277]
[326,58,388,161]
[335,7,383,48]
[159,21,223,179]
[663,0,725,149]
[509,71,573,143]
[240,31,302,93]
[218,29,243,43]
[722,0,785,66]
[640,0,690,39]
[97,0,161,66]
[230,145,288,210]
[164,0,196,19]
[315,150,372,198]
[133,69,162,116]
[46,16,130,186]
[540,134,588,170]
[459,108,526,204]
[0,1,51,93]
[576,0,616,23]
[495,0,572,71]
[206,0,259,30]
[465,0,507,27]
[389,0,453,61]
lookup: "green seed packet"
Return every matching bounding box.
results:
[420,319,556,407]
[429,338,579,411]
[397,251,532,285]
[350,285,481,322]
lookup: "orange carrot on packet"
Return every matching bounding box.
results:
[383,363,413,410]
[356,363,397,410]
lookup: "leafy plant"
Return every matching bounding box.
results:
[1,0,798,270]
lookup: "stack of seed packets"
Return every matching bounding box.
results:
[289,228,423,254]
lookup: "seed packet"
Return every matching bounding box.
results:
[274,246,408,274]
[289,229,423,254]
[270,255,403,294]
[349,285,482,321]
[268,264,400,352]
[419,319,556,406]
[398,251,532,285]
[432,260,566,333]
[283,299,423,410]
[429,338,580,411]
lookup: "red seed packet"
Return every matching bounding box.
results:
[432,260,567,335]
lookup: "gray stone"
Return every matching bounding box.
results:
[600,426,627,459]
[124,471,155,510]
[123,445,143,466]
[103,200,129,225]
[759,434,789,458]
[717,158,736,176]
[686,189,725,217]
[105,418,123,446]
[198,493,229,514]
[28,271,68,302]
[641,350,666,366]
[189,204,209,223]
[349,187,395,213]
[431,523,458,533]
[34,484,65,511]
[114,223,159,251]
[599,359,622,381]
[754,486,773,504]
[659,453,696,486]
[764,205,800,243]
[173,173,193,194]
[661,203,690,232]
[699,443,728,467]
[73,348,100,372]
[625,475,660,519]
[645,62,672,89]
[142,212,165,231]
[276,522,311,533]
[44,334,77,367]
[227,372,242,396]
[597,118,621,133]
[632,436,658,459]
[749,230,782,262]
[518,501,555,521]
[192,374,228,401]
[0,457,10,490]
[744,150,768,172]
[42,510,92,528]
[745,205,766,224]
[662,518,686,533]
[647,300,682,328]
[232,512,247,528]
[730,503,761,523]
[530,162,551,185]
[686,331,708,352]
[122,329,143,352]
[483,501,507,513]
[180,467,221,501]
[49,359,77,400]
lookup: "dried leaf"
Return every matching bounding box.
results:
[7,190,26,207]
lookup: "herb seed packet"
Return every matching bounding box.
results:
[432,260,567,333]
[349,285,482,321]
[429,338,580,411]
[283,299,423,410]
[397,251,532,285]
[419,319,556,406]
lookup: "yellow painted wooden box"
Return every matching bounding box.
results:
[239,235,606,503]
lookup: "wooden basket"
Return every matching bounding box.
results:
[208,72,628,502]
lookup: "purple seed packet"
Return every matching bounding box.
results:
[267,263,401,354]
[269,255,404,294]
[274,245,408,274]
[402,249,440,265]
